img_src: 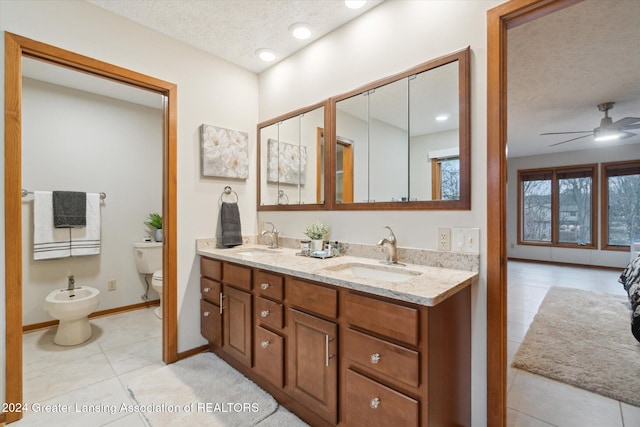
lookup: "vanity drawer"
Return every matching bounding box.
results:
[287,277,337,319]
[200,257,222,281]
[200,299,221,347]
[223,263,252,291]
[255,297,284,329]
[345,369,418,427]
[345,293,419,346]
[254,325,284,388]
[200,278,221,305]
[344,328,419,388]
[254,270,284,301]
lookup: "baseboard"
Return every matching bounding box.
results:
[508,257,623,271]
[0,411,6,424]
[177,344,209,361]
[23,300,160,333]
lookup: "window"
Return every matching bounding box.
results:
[518,165,597,248]
[432,157,460,200]
[602,160,640,250]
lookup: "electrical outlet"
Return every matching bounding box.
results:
[437,228,451,251]
[108,279,117,291]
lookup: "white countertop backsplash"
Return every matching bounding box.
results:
[196,236,478,307]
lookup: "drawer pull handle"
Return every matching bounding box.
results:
[261,340,270,349]
[203,287,211,293]
[219,292,225,314]
[370,397,380,409]
[203,311,210,317]
[260,283,270,290]
[370,353,381,364]
[325,335,335,367]
[260,310,270,318]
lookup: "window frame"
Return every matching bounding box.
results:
[517,164,598,249]
[601,159,640,251]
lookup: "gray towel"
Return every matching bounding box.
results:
[52,191,86,228]
[221,202,242,247]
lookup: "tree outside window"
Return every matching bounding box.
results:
[603,161,640,249]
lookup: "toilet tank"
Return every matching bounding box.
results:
[133,242,163,274]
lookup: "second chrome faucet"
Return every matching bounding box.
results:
[378,225,401,265]
[261,222,279,249]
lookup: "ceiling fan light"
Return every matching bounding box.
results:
[594,129,622,142]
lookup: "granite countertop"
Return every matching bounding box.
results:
[196,244,478,307]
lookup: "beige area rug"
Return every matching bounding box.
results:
[127,352,307,426]
[512,286,640,407]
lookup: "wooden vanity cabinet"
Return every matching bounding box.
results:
[199,255,472,427]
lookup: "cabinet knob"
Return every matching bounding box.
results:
[260,282,270,290]
[203,287,211,293]
[260,310,270,318]
[261,340,270,348]
[370,397,380,409]
[203,311,210,317]
[370,353,381,364]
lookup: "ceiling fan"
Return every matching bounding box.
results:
[541,102,640,147]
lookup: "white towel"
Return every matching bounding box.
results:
[34,191,71,260]
[70,193,101,256]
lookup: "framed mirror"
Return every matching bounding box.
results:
[257,101,330,210]
[331,46,470,210]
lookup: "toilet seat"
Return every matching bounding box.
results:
[151,270,163,319]
[152,270,163,282]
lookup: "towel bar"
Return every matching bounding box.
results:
[22,189,107,200]
[219,186,238,205]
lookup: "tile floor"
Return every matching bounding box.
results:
[507,260,640,427]
[18,307,163,426]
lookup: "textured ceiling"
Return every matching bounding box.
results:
[86,0,383,73]
[508,0,640,157]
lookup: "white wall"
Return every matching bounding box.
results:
[1,0,259,406]
[21,78,162,324]
[507,144,640,268]
[258,1,506,424]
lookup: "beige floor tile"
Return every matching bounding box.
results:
[22,327,103,372]
[621,402,640,427]
[103,336,162,375]
[101,412,147,427]
[507,408,555,426]
[508,371,623,427]
[92,308,161,352]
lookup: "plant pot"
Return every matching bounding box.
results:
[311,239,324,252]
[154,229,163,243]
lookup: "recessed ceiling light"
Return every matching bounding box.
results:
[289,23,312,40]
[345,0,367,9]
[435,114,450,122]
[256,48,277,62]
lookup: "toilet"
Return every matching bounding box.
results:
[44,285,100,346]
[134,242,163,318]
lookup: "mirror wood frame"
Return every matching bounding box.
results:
[4,32,178,423]
[329,46,471,211]
[257,100,332,211]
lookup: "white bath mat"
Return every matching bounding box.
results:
[126,352,278,426]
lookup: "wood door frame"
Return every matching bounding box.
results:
[486,1,584,425]
[4,32,178,423]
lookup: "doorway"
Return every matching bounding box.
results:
[4,32,178,423]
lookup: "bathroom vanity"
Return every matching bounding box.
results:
[197,245,477,427]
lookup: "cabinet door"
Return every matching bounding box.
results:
[222,286,252,367]
[288,308,337,424]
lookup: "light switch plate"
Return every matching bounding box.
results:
[452,227,480,254]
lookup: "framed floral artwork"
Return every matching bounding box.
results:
[200,124,249,179]
[267,139,307,185]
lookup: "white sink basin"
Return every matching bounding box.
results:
[327,263,421,283]
[233,248,281,257]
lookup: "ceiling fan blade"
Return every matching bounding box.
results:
[540,131,592,135]
[619,131,637,140]
[548,134,593,147]
[610,117,640,129]
[619,123,640,130]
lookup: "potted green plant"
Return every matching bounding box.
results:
[304,223,330,251]
[145,213,163,242]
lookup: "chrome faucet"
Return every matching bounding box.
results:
[261,222,279,249]
[68,275,75,291]
[377,226,400,265]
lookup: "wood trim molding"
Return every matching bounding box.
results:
[177,344,210,361]
[4,32,178,423]
[486,1,586,426]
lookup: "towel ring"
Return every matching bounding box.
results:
[219,186,239,205]
[278,189,289,205]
